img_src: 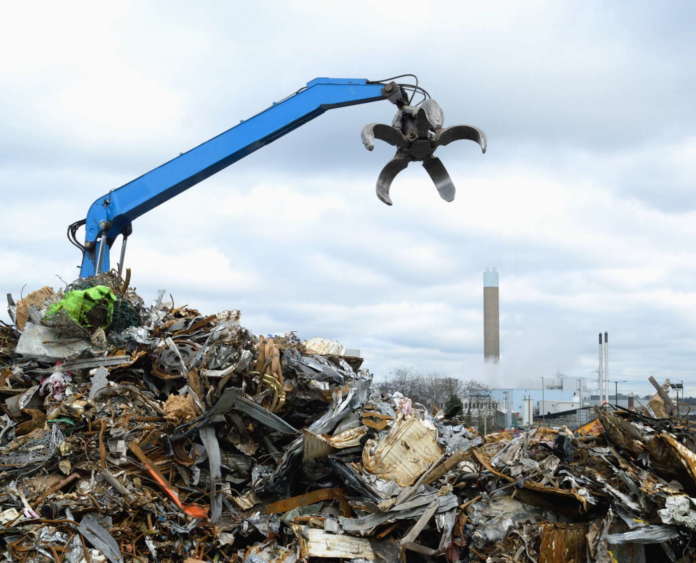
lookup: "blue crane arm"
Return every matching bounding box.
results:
[78,77,398,277]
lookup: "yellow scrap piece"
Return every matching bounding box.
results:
[576,418,603,437]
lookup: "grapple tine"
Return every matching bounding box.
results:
[423,157,456,202]
[361,124,406,151]
[436,125,487,153]
[376,155,409,205]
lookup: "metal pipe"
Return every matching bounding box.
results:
[504,391,512,429]
[117,235,128,278]
[95,235,107,274]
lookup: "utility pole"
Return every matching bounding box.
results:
[670,381,684,423]
[598,333,603,406]
[541,376,545,425]
[483,400,487,436]
[609,380,629,409]
[604,332,609,404]
[577,379,581,426]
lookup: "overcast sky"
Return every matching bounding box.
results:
[2,1,695,396]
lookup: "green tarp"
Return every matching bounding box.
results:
[44,285,117,329]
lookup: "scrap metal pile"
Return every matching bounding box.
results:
[1,275,696,562]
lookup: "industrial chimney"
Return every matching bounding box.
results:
[483,268,500,363]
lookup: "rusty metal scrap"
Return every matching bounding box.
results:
[263,487,349,515]
[538,522,588,563]
[649,375,675,416]
[4,277,696,561]
[14,286,55,331]
[362,416,443,486]
[128,441,209,520]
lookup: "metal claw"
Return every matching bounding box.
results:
[361,123,406,151]
[362,95,486,205]
[376,155,410,206]
[423,157,455,202]
[436,125,487,153]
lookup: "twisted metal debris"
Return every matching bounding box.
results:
[1,273,695,561]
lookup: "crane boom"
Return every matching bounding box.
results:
[76,78,399,277]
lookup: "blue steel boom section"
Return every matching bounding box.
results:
[77,78,398,277]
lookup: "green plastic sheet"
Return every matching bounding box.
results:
[45,285,117,329]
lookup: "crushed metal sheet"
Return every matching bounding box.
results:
[538,522,588,563]
[175,386,298,438]
[339,492,459,535]
[295,525,377,559]
[77,513,124,563]
[303,429,335,462]
[607,524,680,544]
[4,384,40,417]
[199,425,223,522]
[303,426,368,461]
[62,354,132,371]
[4,279,696,561]
[88,366,110,400]
[659,432,696,489]
[400,499,439,546]
[15,322,91,359]
[362,416,443,486]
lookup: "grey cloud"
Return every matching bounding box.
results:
[4,1,696,395]
[4,2,696,180]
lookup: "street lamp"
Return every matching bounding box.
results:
[610,380,629,406]
[669,382,684,420]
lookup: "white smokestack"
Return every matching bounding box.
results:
[483,268,500,363]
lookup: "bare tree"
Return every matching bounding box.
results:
[376,368,472,411]
[376,370,502,432]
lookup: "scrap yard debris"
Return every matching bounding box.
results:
[2,274,696,561]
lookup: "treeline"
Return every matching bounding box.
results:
[375,367,488,413]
